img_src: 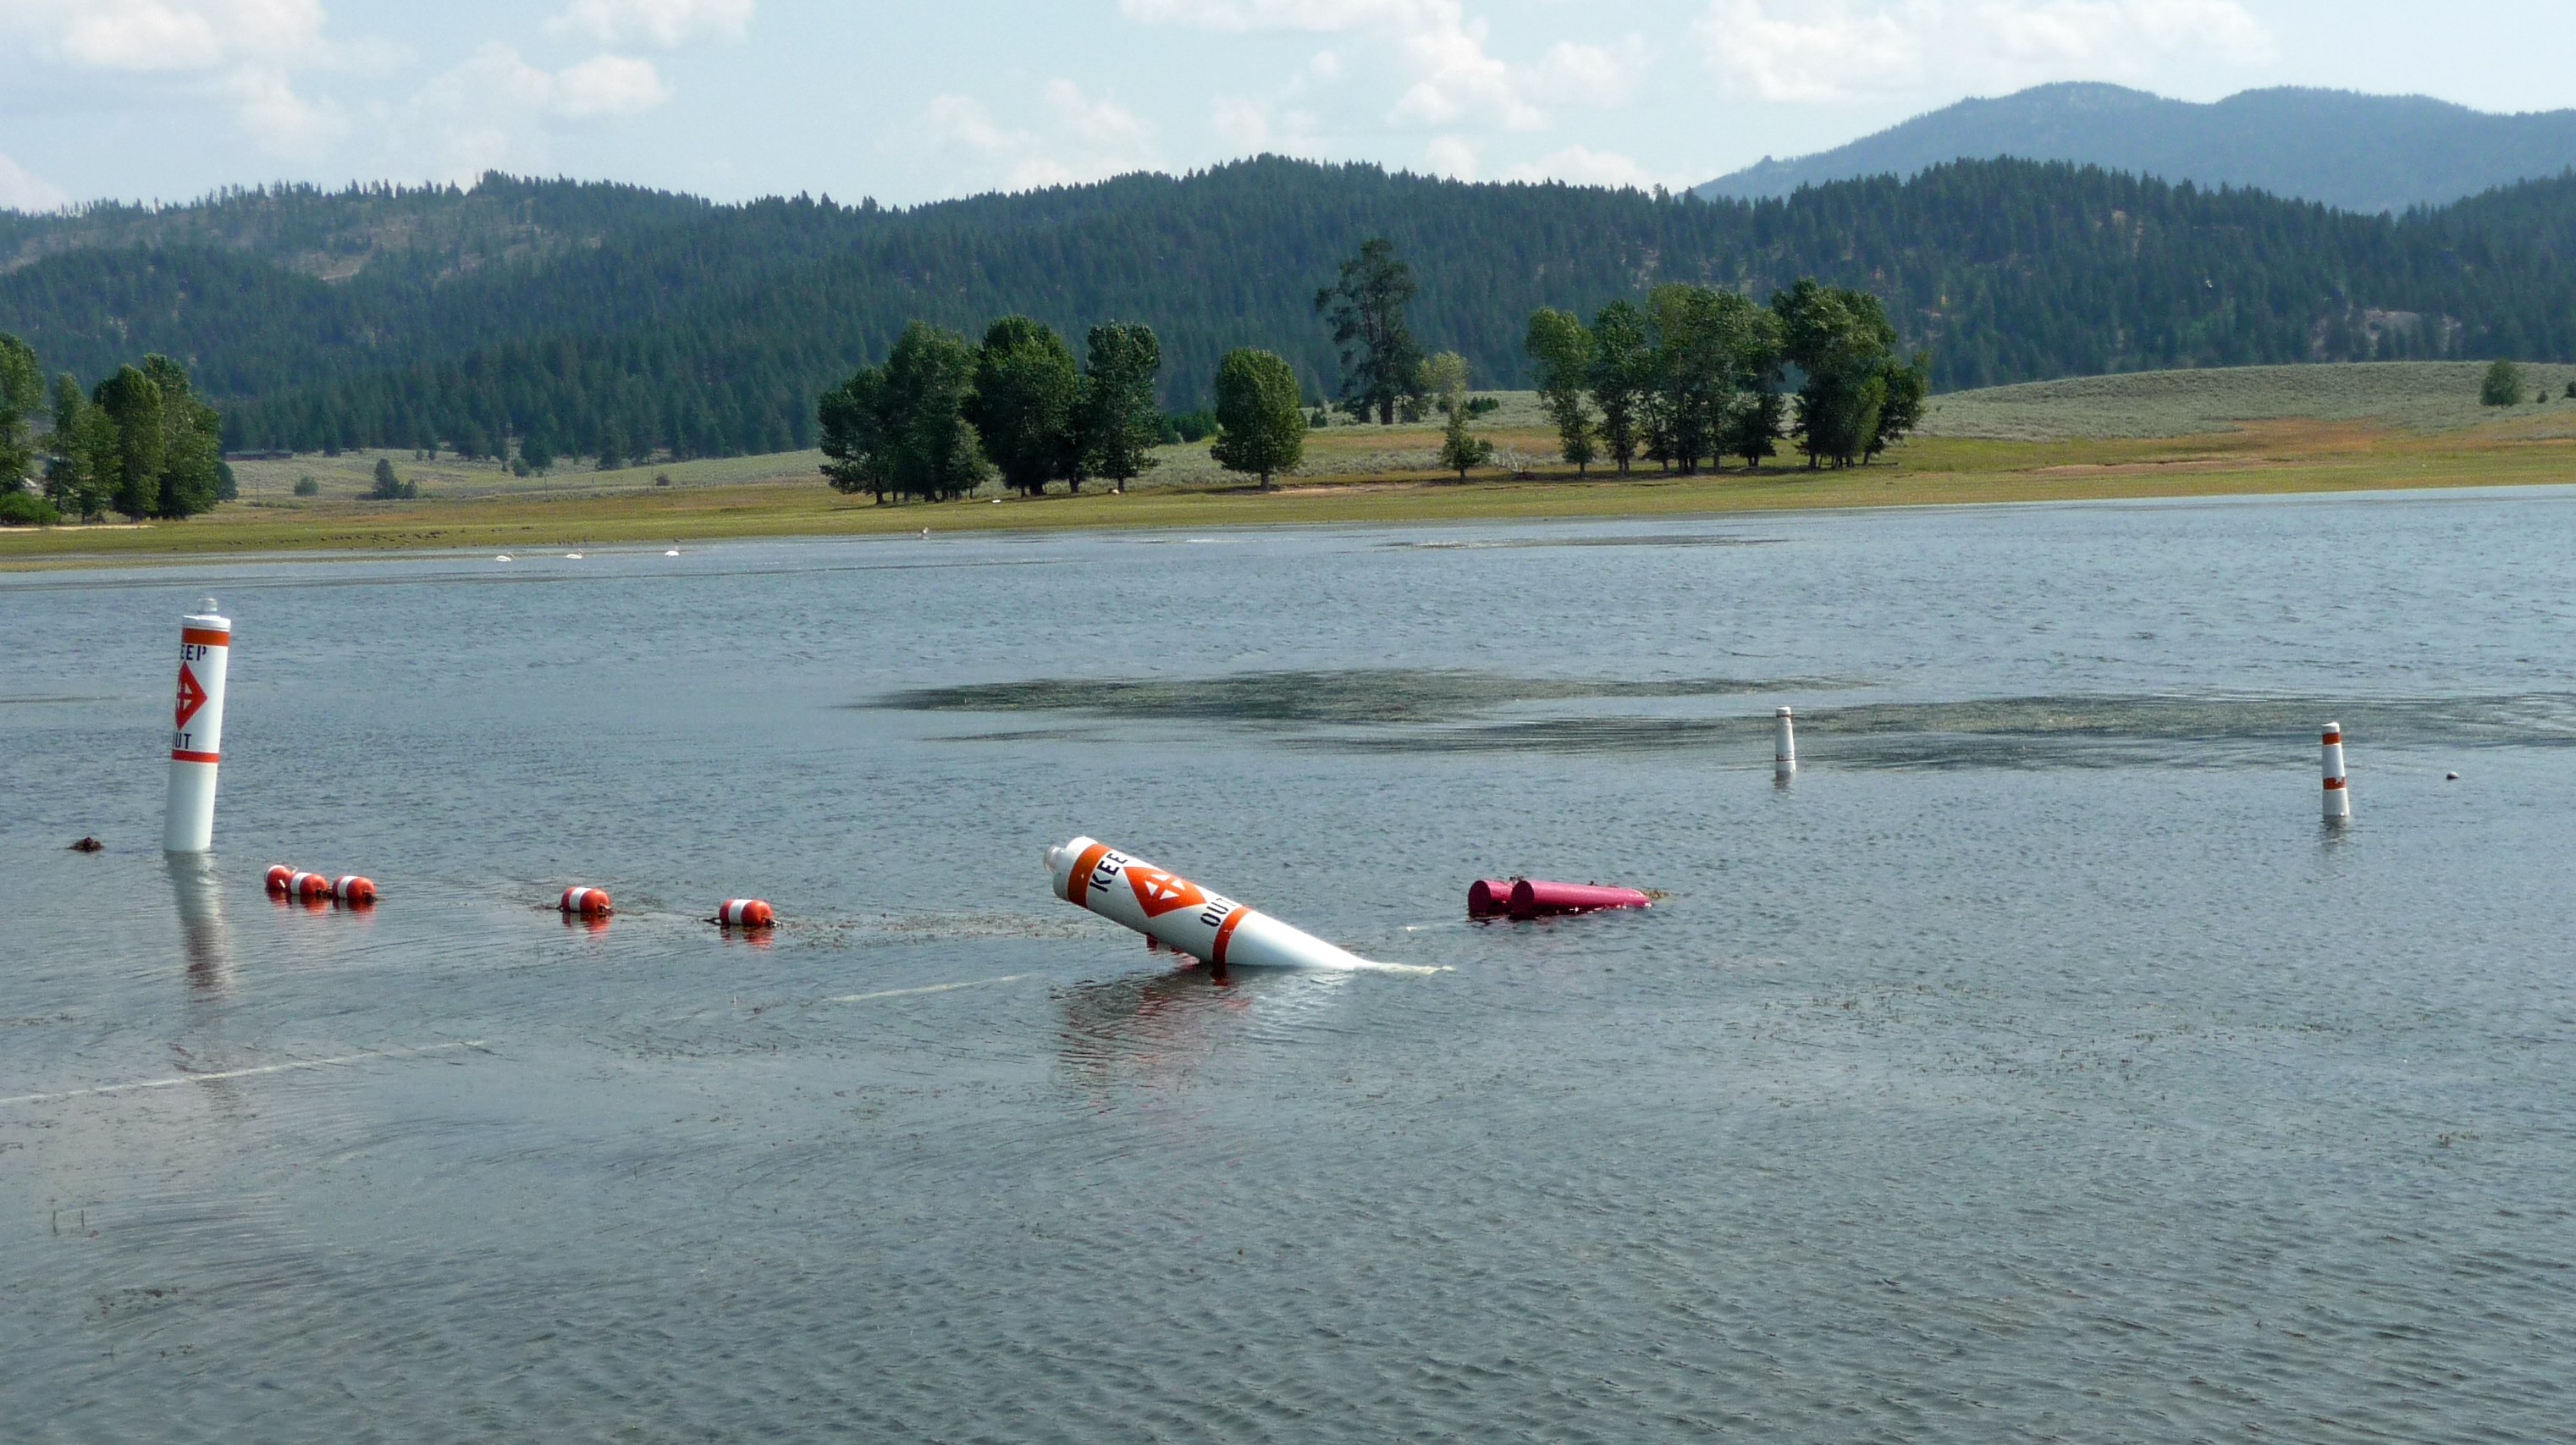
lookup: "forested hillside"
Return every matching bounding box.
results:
[3,157,2573,461]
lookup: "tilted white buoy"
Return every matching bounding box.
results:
[2322,721,2351,819]
[1047,836,1382,970]
[1774,705,1797,777]
[163,602,231,853]
[665,549,680,557]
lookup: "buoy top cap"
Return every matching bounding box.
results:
[1777,706,1793,716]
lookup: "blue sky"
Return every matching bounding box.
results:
[1,0,2568,211]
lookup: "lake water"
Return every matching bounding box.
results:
[6,488,2575,1442]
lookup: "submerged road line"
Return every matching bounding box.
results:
[0,1040,488,1108]
[809,974,1035,1007]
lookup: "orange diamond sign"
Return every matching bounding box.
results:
[1126,866,1206,918]
[174,664,207,730]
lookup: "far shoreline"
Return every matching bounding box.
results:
[6,412,2574,570]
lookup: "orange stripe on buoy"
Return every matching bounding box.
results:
[170,749,220,764]
[1209,907,1253,967]
[2325,777,2346,789]
[181,627,229,648]
[2322,730,2342,744]
[1067,842,1111,907]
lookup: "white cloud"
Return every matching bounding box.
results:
[1424,134,1477,179]
[1388,7,1536,130]
[0,151,72,212]
[923,81,1161,194]
[1501,144,1674,190]
[0,0,356,153]
[395,42,673,180]
[1120,0,1414,30]
[1696,0,2272,102]
[551,53,671,117]
[1212,96,1272,149]
[1127,0,1640,135]
[1209,95,1330,157]
[547,0,753,49]
[1531,38,1647,107]
[1042,78,1151,151]
[223,64,344,157]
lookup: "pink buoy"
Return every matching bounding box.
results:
[560,886,613,916]
[332,875,377,906]
[1508,879,1652,918]
[714,899,774,928]
[1466,879,1515,917]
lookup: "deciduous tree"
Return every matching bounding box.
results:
[1867,351,1930,461]
[0,332,40,488]
[94,367,167,518]
[139,355,225,517]
[1587,300,1653,475]
[1727,387,1784,469]
[1644,285,1769,475]
[1773,279,1900,468]
[1209,348,1305,488]
[969,316,1079,496]
[1425,351,1493,479]
[817,321,990,503]
[1524,308,1595,476]
[1079,322,1162,493]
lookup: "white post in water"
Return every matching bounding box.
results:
[163,601,231,853]
[1774,706,1797,778]
[2321,720,2350,820]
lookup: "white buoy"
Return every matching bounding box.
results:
[1774,706,1797,777]
[1046,836,1379,970]
[2322,721,2351,819]
[163,602,231,853]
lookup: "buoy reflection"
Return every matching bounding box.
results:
[167,852,233,992]
[1056,961,1345,1089]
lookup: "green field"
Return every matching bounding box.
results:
[8,364,2574,565]
[1921,361,2576,439]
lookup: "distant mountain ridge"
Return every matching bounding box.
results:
[1698,84,2576,214]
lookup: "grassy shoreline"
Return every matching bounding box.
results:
[7,415,2574,569]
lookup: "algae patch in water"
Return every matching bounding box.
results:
[1310,692,2576,766]
[876,668,1851,727]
